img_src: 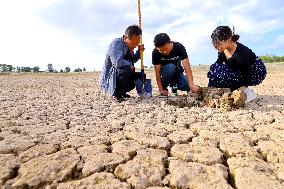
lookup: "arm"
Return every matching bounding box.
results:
[154,64,168,95]
[175,42,199,92]
[133,44,145,63]
[109,40,132,68]
[182,58,200,93]
[133,50,140,63]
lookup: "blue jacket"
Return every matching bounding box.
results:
[99,37,140,96]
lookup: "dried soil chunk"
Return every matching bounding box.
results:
[171,143,223,165]
[57,172,131,189]
[13,148,80,188]
[114,148,167,188]
[168,160,232,189]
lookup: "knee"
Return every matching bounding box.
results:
[162,63,176,71]
[209,62,223,71]
[161,64,177,77]
[208,62,226,77]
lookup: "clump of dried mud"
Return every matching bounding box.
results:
[166,87,246,111]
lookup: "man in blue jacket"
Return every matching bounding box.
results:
[100,25,145,102]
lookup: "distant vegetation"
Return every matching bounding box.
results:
[1,56,283,73]
[0,63,89,73]
[259,55,284,63]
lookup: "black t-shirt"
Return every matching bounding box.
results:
[216,42,256,82]
[152,42,188,71]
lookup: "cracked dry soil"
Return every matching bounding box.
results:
[0,64,284,189]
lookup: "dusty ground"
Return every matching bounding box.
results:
[0,64,284,189]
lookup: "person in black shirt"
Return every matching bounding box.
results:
[152,33,200,96]
[208,26,266,103]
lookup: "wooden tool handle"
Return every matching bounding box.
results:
[138,0,144,70]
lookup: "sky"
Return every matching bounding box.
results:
[0,0,283,71]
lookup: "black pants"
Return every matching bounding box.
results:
[114,66,141,97]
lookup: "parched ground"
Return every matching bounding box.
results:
[0,64,284,189]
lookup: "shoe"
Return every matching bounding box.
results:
[172,88,177,94]
[122,93,131,98]
[138,92,152,99]
[169,88,177,96]
[112,95,123,103]
[170,92,178,96]
[144,93,152,98]
[243,87,257,103]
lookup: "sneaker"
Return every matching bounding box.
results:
[170,92,178,96]
[143,92,152,99]
[170,87,178,96]
[122,93,131,98]
[243,87,257,103]
[138,92,152,99]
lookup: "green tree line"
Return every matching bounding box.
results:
[259,55,284,63]
[0,64,39,72]
[0,63,88,73]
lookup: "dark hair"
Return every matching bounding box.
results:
[125,25,142,39]
[211,26,240,46]
[153,33,171,47]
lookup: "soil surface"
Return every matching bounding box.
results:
[0,64,283,188]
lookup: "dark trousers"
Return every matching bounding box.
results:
[114,66,141,97]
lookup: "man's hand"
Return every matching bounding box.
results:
[138,44,145,52]
[160,89,168,96]
[190,84,200,93]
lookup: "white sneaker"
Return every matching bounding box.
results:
[243,87,257,103]
[138,92,152,99]
[143,92,152,99]
[169,92,178,97]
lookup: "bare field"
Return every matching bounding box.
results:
[0,64,284,188]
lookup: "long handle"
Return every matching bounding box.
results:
[138,0,144,70]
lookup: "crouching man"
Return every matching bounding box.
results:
[152,33,200,97]
[100,25,149,102]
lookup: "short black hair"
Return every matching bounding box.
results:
[211,26,240,46]
[153,33,171,48]
[125,25,142,39]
